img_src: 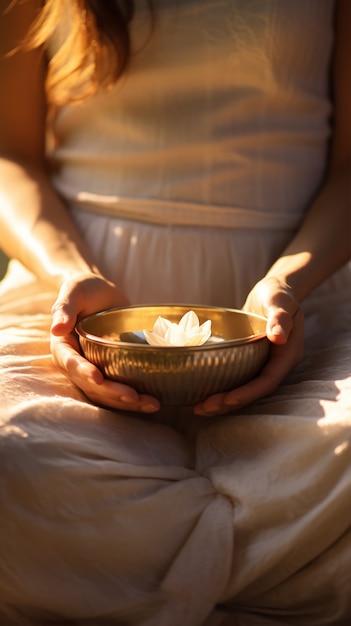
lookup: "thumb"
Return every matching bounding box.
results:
[265,286,302,344]
[266,307,292,345]
[50,276,84,336]
[253,277,299,345]
[50,299,76,336]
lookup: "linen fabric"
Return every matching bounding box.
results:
[1,1,351,625]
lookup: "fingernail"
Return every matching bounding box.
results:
[271,323,285,337]
[194,406,219,416]
[141,404,159,413]
[52,312,68,326]
[87,372,103,385]
[120,395,135,404]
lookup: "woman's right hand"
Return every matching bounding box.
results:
[50,273,161,414]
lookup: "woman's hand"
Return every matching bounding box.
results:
[50,274,161,414]
[194,277,304,416]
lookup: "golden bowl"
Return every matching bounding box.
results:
[76,304,270,406]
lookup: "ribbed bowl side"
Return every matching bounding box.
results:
[80,336,270,406]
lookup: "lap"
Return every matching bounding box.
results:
[0,267,351,625]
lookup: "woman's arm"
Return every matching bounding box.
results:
[195,0,350,416]
[268,0,351,301]
[0,0,101,287]
[0,0,160,414]
[265,0,350,301]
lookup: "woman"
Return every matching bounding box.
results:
[0,0,350,624]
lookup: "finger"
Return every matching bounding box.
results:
[51,311,74,335]
[262,283,300,345]
[52,337,160,413]
[266,308,293,345]
[194,324,303,417]
[194,362,281,417]
[51,292,77,335]
[193,392,229,417]
[52,335,105,385]
[86,380,161,413]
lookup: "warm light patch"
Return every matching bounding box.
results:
[334,441,350,456]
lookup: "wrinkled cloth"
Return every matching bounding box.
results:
[49,0,334,231]
[0,257,350,626]
[1,0,351,624]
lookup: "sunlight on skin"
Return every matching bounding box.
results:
[334,441,350,455]
[0,187,88,284]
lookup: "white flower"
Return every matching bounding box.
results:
[143,310,212,347]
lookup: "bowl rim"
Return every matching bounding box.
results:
[76,303,268,351]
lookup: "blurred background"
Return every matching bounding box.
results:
[0,249,8,279]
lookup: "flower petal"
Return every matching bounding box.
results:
[164,323,186,346]
[143,311,212,346]
[198,319,212,342]
[152,315,172,336]
[178,310,200,333]
[143,329,169,346]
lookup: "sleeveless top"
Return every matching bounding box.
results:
[48,0,335,230]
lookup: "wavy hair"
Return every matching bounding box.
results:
[23,0,147,105]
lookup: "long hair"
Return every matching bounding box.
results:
[23,0,141,106]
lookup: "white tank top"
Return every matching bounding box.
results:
[48,0,335,229]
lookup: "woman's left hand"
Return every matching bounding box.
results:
[50,273,161,413]
[194,277,304,416]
